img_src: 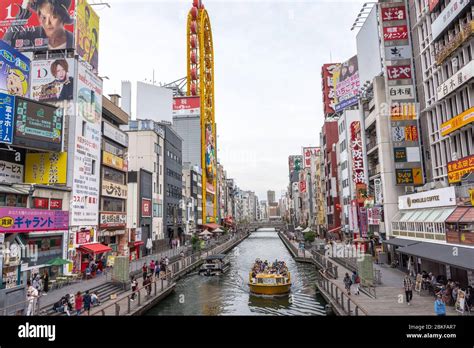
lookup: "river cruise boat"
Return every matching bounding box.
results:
[199,254,231,276]
[248,259,291,295]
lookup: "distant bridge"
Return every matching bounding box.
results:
[248,220,286,231]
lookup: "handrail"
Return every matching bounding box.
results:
[317,270,368,316]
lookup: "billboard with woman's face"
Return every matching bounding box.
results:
[75,0,99,71]
[0,0,75,51]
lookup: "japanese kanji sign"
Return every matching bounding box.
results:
[381,5,406,22]
[302,147,320,169]
[383,25,408,41]
[388,86,415,100]
[387,65,412,80]
[0,92,15,144]
[447,155,474,184]
[350,121,366,185]
[0,207,68,232]
[436,60,474,101]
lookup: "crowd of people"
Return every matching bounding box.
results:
[251,259,288,278]
[52,290,100,316]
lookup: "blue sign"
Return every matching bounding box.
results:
[0,41,31,98]
[0,92,15,144]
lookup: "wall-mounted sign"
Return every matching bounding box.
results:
[33,197,48,209]
[437,61,474,101]
[76,230,94,245]
[384,45,412,60]
[321,63,340,115]
[103,121,128,147]
[392,125,419,142]
[100,213,126,228]
[302,147,320,169]
[390,103,417,121]
[102,151,127,171]
[0,92,15,144]
[0,207,68,232]
[25,152,67,184]
[101,180,128,199]
[388,86,415,100]
[30,58,75,102]
[447,155,474,184]
[0,159,23,183]
[398,187,457,210]
[141,198,152,217]
[367,207,382,225]
[172,96,201,116]
[350,121,366,185]
[395,168,423,186]
[387,65,412,80]
[374,178,383,205]
[431,0,471,40]
[393,147,421,163]
[440,106,474,137]
[50,199,63,210]
[381,5,406,21]
[299,180,307,193]
[383,25,408,41]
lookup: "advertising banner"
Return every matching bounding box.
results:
[76,230,93,245]
[172,96,200,116]
[398,187,456,210]
[431,0,471,40]
[0,159,23,183]
[393,147,420,163]
[101,180,128,199]
[141,198,151,217]
[288,155,302,175]
[76,0,100,71]
[102,151,126,171]
[0,92,15,144]
[384,45,412,61]
[0,207,68,232]
[299,180,306,193]
[437,61,474,101]
[0,40,30,97]
[13,97,63,151]
[441,106,474,137]
[30,58,75,102]
[99,213,126,228]
[382,25,408,41]
[302,147,319,169]
[350,121,366,185]
[50,199,62,210]
[381,5,406,21]
[392,124,419,142]
[447,155,474,184]
[334,55,360,112]
[0,0,75,51]
[388,86,415,100]
[70,61,102,226]
[395,168,424,186]
[33,197,48,209]
[103,121,128,147]
[367,207,382,225]
[321,63,339,115]
[374,178,383,205]
[387,65,412,80]
[25,152,67,184]
[359,207,368,238]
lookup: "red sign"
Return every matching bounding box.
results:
[142,199,152,217]
[381,5,406,21]
[49,199,62,210]
[303,147,320,169]
[350,121,366,185]
[76,230,92,245]
[299,181,307,193]
[172,96,200,114]
[429,0,440,12]
[33,198,49,209]
[387,65,412,80]
[321,63,340,116]
[383,26,408,41]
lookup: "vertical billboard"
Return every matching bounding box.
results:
[350,121,366,186]
[70,61,102,226]
[321,63,339,116]
[0,0,75,51]
[30,58,75,102]
[334,55,360,112]
[302,147,320,169]
[0,40,30,97]
[380,1,423,187]
[75,0,99,71]
[288,155,302,176]
[0,92,15,144]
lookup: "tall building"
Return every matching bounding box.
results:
[182,163,202,234]
[267,190,275,204]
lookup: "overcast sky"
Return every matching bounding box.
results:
[98,0,366,200]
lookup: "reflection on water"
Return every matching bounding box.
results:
[145,229,326,316]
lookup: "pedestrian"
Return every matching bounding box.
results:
[143,276,151,297]
[149,260,156,277]
[91,292,100,306]
[26,280,39,316]
[403,274,414,306]
[142,262,148,279]
[351,271,360,295]
[343,273,352,295]
[75,291,83,316]
[83,290,91,316]
[434,294,446,316]
[42,270,49,295]
[131,277,138,301]
[155,262,161,278]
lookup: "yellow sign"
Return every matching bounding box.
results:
[391,102,417,121]
[76,0,100,71]
[441,107,474,137]
[102,151,126,171]
[470,189,474,206]
[0,216,14,228]
[447,155,474,184]
[25,152,67,184]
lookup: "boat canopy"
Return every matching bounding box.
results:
[205,254,227,261]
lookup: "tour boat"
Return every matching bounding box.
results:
[198,254,230,276]
[248,259,291,295]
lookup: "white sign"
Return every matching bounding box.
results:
[0,160,23,184]
[103,121,128,147]
[101,180,128,199]
[431,0,471,40]
[374,178,383,205]
[437,60,474,101]
[398,187,456,210]
[388,85,415,100]
[385,45,412,60]
[70,62,102,226]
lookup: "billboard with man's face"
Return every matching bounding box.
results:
[30,58,75,102]
[0,0,75,52]
[75,0,99,71]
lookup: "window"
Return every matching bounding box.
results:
[91,159,96,175]
[103,167,126,184]
[103,141,125,157]
[82,121,86,136]
[101,197,125,212]
[0,194,27,207]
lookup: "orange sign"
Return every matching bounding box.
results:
[447,155,474,184]
[391,102,417,121]
[441,107,474,137]
[102,151,127,171]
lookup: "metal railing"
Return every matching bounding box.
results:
[317,271,368,316]
[311,252,338,279]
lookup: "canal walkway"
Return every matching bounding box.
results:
[279,232,463,316]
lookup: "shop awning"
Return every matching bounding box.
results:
[383,238,421,248]
[203,223,221,230]
[446,207,474,223]
[0,185,31,195]
[396,242,474,271]
[392,208,456,223]
[78,243,112,254]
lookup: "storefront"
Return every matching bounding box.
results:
[128,241,144,261]
[76,243,112,274]
[446,207,474,246]
[98,212,128,256]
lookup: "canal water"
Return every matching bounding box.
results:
[145,229,327,316]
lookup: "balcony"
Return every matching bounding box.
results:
[366,139,377,154]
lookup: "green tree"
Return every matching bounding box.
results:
[304,231,316,243]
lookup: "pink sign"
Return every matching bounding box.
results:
[0,207,69,233]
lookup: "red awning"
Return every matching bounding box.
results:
[203,223,221,230]
[78,243,112,254]
[130,241,144,247]
[447,207,471,223]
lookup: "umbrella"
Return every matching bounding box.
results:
[45,257,71,266]
[295,226,303,231]
[199,229,212,236]
[302,227,312,233]
[213,228,224,233]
